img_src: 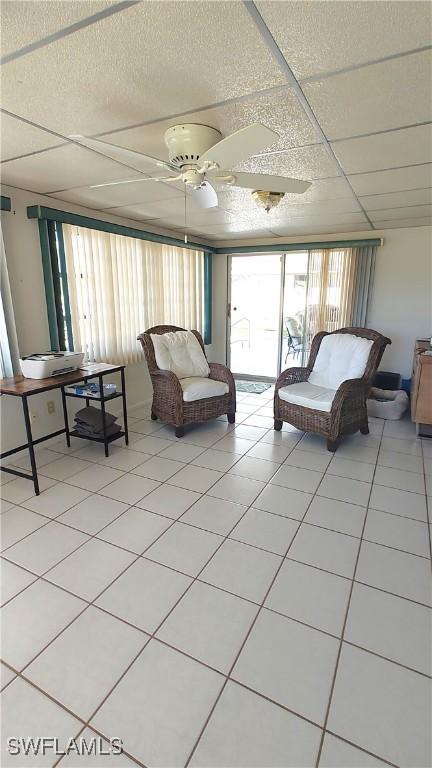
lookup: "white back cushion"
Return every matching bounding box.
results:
[151,330,210,379]
[308,333,373,390]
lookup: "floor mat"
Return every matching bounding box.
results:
[235,380,271,394]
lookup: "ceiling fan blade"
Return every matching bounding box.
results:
[191,182,218,209]
[69,135,177,175]
[212,171,311,195]
[90,175,181,189]
[199,124,278,169]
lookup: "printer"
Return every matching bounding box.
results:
[20,351,85,379]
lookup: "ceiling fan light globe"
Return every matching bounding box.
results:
[251,190,285,212]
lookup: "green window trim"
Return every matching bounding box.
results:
[213,238,383,254]
[1,196,12,212]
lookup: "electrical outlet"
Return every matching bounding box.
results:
[30,410,39,423]
[47,400,55,415]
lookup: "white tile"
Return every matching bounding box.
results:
[230,508,299,555]
[21,482,91,518]
[364,509,430,558]
[98,507,172,554]
[0,498,14,513]
[6,447,63,471]
[39,455,92,480]
[266,559,351,636]
[131,455,185,481]
[233,609,339,724]
[129,418,162,435]
[319,733,388,767]
[208,474,265,506]
[96,557,192,633]
[369,484,427,522]
[4,521,89,575]
[26,606,146,720]
[242,414,274,429]
[345,583,431,676]
[71,442,109,462]
[99,473,159,504]
[98,446,148,471]
[335,443,379,465]
[190,680,321,768]
[0,663,16,691]
[327,644,431,767]
[181,495,247,536]
[157,581,257,673]
[158,442,205,462]
[200,539,281,603]
[356,541,431,605]
[59,727,137,766]
[284,449,331,473]
[233,424,267,441]
[374,466,425,494]
[305,496,366,538]
[296,433,329,454]
[254,484,312,520]
[327,456,375,483]
[1,678,81,768]
[130,435,174,454]
[145,522,222,576]
[212,435,256,455]
[46,538,135,601]
[288,524,359,578]
[91,640,223,767]
[168,464,223,493]
[383,419,417,440]
[67,464,124,493]
[136,483,201,519]
[1,475,56,504]
[317,474,371,506]
[1,579,84,669]
[1,506,47,550]
[378,449,423,474]
[271,465,323,494]
[245,441,294,463]
[0,558,36,606]
[191,448,242,472]
[57,494,129,535]
[228,456,279,482]
[381,436,423,456]
[260,430,303,447]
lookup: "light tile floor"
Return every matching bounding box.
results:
[1,388,431,767]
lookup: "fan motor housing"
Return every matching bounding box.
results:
[164,124,222,167]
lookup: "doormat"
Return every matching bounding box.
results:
[235,380,271,394]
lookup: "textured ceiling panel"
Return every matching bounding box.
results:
[1,144,137,193]
[217,178,351,212]
[361,188,432,211]
[238,145,338,180]
[304,51,432,140]
[1,1,116,58]
[103,196,231,222]
[50,179,182,210]
[368,205,432,222]
[256,1,432,79]
[2,2,285,136]
[349,164,432,196]
[101,86,317,158]
[0,113,61,161]
[269,222,372,237]
[372,217,432,229]
[332,125,432,174]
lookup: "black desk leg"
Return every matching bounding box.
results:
[22,396,39,496]
[61,387,71,447]
[99,375,109,457]
[121,367,129,445]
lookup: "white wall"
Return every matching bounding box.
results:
[210,226,432,379]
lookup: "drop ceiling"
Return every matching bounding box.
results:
[1,0,431,242]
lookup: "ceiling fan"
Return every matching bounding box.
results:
[70,123,311,210]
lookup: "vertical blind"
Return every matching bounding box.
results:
[0,225,19,377]
[62,224,205,365]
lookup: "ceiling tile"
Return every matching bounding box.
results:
[1,1,116,58]
[1,113,61,161]
[255,1,432,79]
[1,144,137,193]
[349,164,432,196]
[332,124,432,174]
[304,51,432,140]
[361,188,432,211]
[238,144,338,179]
[270,211,368,228]
[368,205,432,222]
[199,226,276,239]
[217,177,351,212]
[2,2,286,136]
[269,222,372,237]
[104,197,231,222]
[51,179,182,211]
[373,217,432,229]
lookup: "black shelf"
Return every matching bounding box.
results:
[70,429,125,444]
[64,391,123,402]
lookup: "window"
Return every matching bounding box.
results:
[60,224,206,365]
[0,223,19,378]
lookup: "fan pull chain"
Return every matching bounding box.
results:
[184,187,188,244]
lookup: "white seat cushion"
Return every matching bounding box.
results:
[151,331,210,379]
[308,333,373,390]
[180,377,229,402]
[278,382,336,412]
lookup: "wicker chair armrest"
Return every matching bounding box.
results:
[330,378,368,419]
[209,362,236,397]
[275,367,309,394]
[151,369,183,402]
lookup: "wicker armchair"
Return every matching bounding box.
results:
[274,327,391,452]
[138,325,236,437]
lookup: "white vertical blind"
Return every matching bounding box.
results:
[0,224,19,378]
[62,225,204,365]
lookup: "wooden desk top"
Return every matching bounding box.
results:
[0,365,124,397]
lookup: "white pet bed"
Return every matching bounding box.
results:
[367,387,409,420]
